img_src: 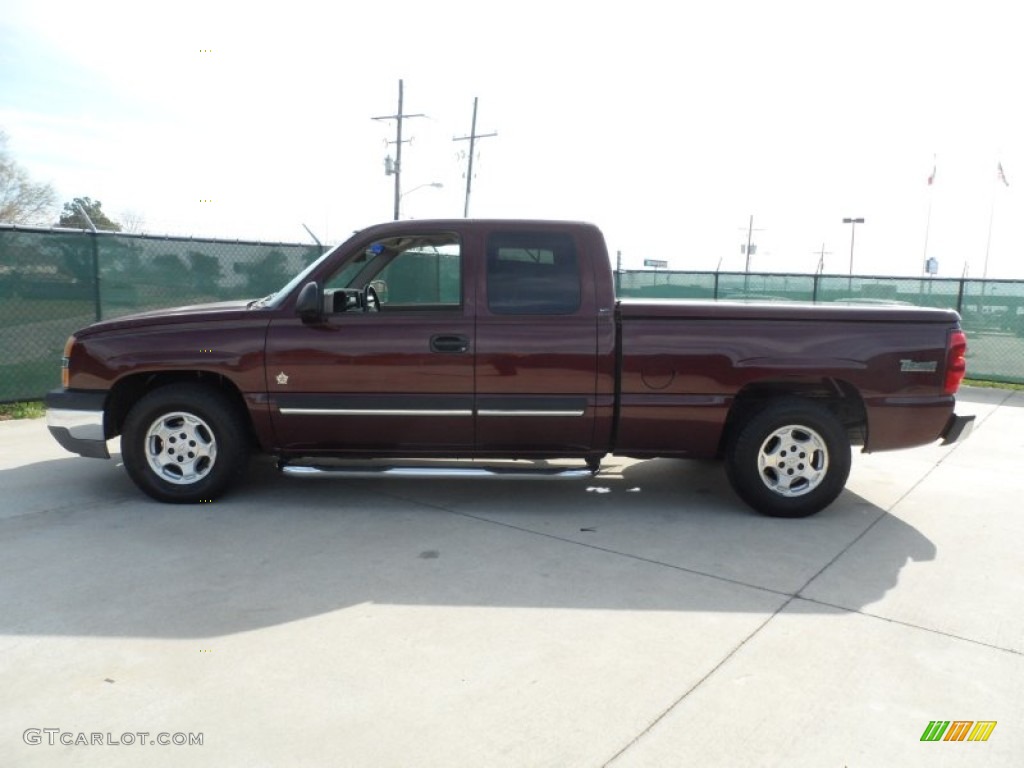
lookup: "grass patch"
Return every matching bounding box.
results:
[0,400,45,420]
[964,378,1024,391]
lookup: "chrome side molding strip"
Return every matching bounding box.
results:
[477,410,585,417]
[280,408,473,417]
[280,409,582,418]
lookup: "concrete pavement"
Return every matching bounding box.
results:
[1,386,1021,766]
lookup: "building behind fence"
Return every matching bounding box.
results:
[2,225,1022,402]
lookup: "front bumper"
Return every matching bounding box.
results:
[45,389,110,459]
[940,412,975,446]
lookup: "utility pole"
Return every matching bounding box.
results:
[453,97,497,217]
[744,216,754,272]
[811,243,832,303]
[814,243,832,274]
[372,79,426,221]
[738,215,764,292]
[738,215,765,271]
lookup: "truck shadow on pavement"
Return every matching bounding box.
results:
[0,453,936,639]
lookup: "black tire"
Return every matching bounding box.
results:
[121,384,249,503]
[725,398,851,518]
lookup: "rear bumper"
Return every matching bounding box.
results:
[45,389,110,459]
[940,412,975,446]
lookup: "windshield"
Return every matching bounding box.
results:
[263,248,336,308]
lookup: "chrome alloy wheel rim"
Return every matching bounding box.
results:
[757,424,828,497]
[144,411,217,485]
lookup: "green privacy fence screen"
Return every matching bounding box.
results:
[616,270,1024,385]
[1,226,323,402]
[2,224,1022,402]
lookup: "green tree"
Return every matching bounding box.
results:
[187,250,223,292]
[235,250,289,295]
[149,253,184,283]
[0,130,57,225]
[57,196,122,231]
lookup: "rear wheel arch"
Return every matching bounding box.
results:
[719,377,867,456]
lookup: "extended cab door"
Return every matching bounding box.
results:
[266,231,474,453]
[474,228,608,455]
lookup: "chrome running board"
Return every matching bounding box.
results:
[278,460,599,479]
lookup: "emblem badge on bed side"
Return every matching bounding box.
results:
[899,359,937,373]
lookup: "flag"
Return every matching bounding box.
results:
[997,162,1009,187]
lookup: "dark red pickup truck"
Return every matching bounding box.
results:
[46,219,973,517]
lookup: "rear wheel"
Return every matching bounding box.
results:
[121,384,249,503]
[725,398,851,517]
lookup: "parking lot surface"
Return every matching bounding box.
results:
[1,386,1021,767]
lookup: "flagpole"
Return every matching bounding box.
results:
[922,154,935,274]
[982,172,997,282]
[983,161,1011,282]
[922,198,933,272]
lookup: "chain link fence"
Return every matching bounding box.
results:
[1,226,323,402]
[617,270,1024,384]
[2,225,1022,402]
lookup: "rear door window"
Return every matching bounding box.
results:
[486,232,580,315]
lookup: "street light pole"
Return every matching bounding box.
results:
[842,217,865,289]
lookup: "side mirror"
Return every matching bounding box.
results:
[295,281,322,323]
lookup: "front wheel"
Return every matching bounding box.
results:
[121,384,249,503]
[725,398,851,518]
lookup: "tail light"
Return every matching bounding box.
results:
[944,329,967,395]
[61,335,76,389]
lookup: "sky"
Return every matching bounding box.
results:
[1,0,1022,278]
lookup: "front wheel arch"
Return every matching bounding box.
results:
[106,371,255,444]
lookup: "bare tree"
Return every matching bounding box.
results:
[0,130,57,225]
[120,209,146,234]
